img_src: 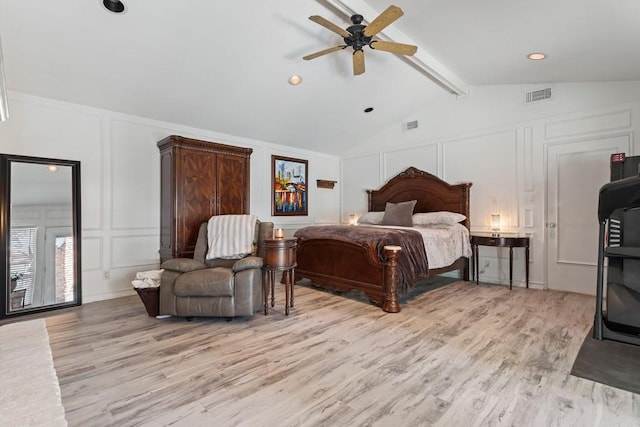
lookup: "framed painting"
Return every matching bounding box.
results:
[272,155,308,216]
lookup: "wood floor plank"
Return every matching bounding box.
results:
[13,278,637,426]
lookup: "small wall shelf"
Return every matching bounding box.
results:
[316,180,337,189]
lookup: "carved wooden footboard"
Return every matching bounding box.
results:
[295,238,404,312]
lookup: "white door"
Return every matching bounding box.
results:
[546,135,631,294]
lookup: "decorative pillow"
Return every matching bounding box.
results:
[357,211,385,225]
[412,211,466,227]
[381,200,417,227]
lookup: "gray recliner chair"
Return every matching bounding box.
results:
[159,219,274,319]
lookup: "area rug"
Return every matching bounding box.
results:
[0,319,67,426]
[571,326,640,394]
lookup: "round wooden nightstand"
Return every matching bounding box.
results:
[263,238,297,315]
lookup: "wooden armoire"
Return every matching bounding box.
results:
[158,135,252,262]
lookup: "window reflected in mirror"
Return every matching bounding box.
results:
[2,155,81,317]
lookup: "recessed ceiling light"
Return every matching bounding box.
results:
[288,75,302,85]
[364,107,374,113]
[527,52,547,60]
[102,0,126,14]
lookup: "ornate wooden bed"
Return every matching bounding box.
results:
[295,167,472,313]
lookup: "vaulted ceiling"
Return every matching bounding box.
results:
[1,0,639,155]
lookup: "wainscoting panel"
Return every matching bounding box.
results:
[111,234,159,268]
[110,119,161,231]
[544,109,632,141]
[523,126,534,191]
[383,144,438,181]
[308,154,340,225]
[443,130,519,231]
[81,236,103,271]
[342,154,381,221]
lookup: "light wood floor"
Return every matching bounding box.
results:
[33,279,640,426]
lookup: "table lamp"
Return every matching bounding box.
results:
[491,214,501,237]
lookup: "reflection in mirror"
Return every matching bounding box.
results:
[1,155,81,317]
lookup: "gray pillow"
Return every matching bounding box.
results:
[382,200,417,227]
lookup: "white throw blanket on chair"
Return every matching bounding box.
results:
[206,214,258,259]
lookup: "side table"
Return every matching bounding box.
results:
[471,234,530,290]
[263,238,297,315]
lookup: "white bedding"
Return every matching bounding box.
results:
[356,223,472,269]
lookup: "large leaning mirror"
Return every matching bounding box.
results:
[0,154,81,318]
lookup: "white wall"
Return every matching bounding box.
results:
[342,81,640,291]
[0,92,340,302]
[5,81,640,301]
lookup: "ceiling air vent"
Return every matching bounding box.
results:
[403,120,419,131]
[524,87,552,104]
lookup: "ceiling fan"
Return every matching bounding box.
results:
[303,5,417,76]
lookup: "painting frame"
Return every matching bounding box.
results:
[272,155,308,216]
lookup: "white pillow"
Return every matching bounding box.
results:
[412,211,466,226]
[357,211,385,225]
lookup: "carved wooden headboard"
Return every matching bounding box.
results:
[367,167,472,230]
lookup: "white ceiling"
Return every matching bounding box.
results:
[11,161,72,206]
[1,0,639,155]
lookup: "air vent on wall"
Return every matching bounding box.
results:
[403,120,419,131]
[524,87,552,104]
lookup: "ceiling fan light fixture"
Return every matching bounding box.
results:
[102,0,126,14]
[527,52,547,60]
[288,75,303,85]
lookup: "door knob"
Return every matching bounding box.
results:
[547,222,557,228]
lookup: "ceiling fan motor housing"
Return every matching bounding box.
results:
[344,15,372,51]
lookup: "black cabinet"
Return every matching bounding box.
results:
[594,155,640,345]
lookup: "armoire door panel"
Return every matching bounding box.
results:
[177,151,216,255]
[159,150,173,252]
[216,154,249,215]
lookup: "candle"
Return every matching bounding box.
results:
[274,228,284,239]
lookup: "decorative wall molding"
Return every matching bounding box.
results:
[523,126,534,191]
[443,129,520,230]
[81,236,103,271]
[383,144,439,181]
[544,109,632,141]
[111,235,159,268]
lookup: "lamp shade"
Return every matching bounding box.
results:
[491,214,501,235]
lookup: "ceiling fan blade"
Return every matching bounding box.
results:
[303,45,347,60]
[353,50,365,75]
[370,40,417,56]
[363,5,404,37]
[309,15,351,38]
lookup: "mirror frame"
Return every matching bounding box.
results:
[0,154,82,318]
